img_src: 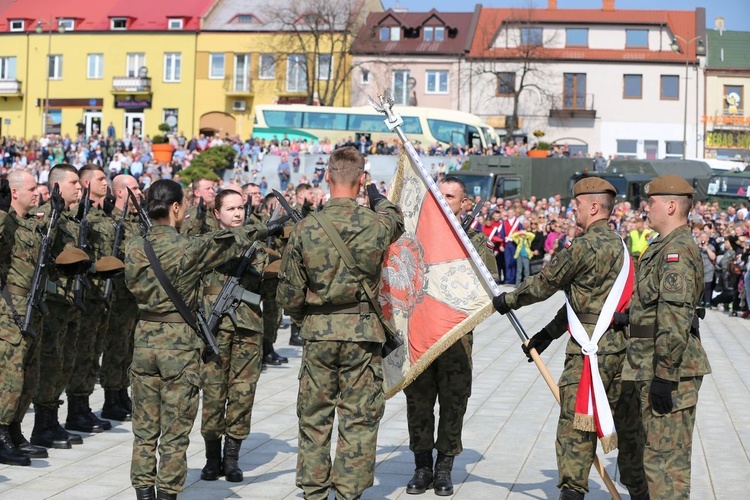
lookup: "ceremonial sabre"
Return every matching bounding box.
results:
[369,92,621,500]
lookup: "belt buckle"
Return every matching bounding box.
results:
[359,302,370,319]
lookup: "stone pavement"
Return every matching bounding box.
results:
[1,291,748,499]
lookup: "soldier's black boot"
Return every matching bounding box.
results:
[134,486,156,500]
[10,420,48,457]
[406,451,433,494]
[200,439,223,481]
[223,435,244,482]
[119,388,132,413]
[629,491,649,500]
[66,395,105,433]
[0,425,31,466]
[270,344,288,364]
[52,403,83,445]
[289,324,304,346]
[263,340,282,366]
[559,488,585,500]
[102,389,132,422]
[31,406,70,450]
[83,395,113,431]
[155,491,176,500]
[433,452,454,497]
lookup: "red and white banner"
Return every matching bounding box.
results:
[379,147,495,398]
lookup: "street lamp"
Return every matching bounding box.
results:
[671,33,705,160]
[35,18,65,138]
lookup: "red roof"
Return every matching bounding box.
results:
[469,7,703,63]
[0,0,215,32]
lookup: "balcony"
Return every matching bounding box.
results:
[549,93,596,119]
[0,80,23,97]
[111,76,151,94]
[223,75,253,96]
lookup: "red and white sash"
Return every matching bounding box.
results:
[504,217,520,242]
[564,239,633,454]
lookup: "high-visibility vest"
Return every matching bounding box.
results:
[629,229,650,255]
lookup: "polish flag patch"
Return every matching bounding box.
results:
[667,253,679,262]
[565,241,572,249]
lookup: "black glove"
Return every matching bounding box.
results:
[649,377,674,415]
[50,183,65,214]
[301,199,314,218]
[493,292,511,315]
[366,183,386,211]
[75,195,88,222]
[0,178,11,213]
[266,219,286,238]
[102,188,116,216]
[521,328,553,362]
[196,197,207,221]
[613,311,629,328]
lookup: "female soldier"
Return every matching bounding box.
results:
[199,189,269,483]
[124,180,279,500]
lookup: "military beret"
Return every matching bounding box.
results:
[283,226,293,239]
[55,248,90,265]
[263,259,282,279]
[644,174,694,196]
[265,248,282,261]
[573,177,617,197]
[93,256,125,273]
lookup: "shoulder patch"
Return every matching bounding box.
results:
[664,271,684,292]
[549,255,560,269]
[184,214,191,219]
[565,240,571,248]
[486,240,494,250]
[667,253,679,262]
[35,212,45,218]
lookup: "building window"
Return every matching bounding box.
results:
[434,26,445,41]
[660,75,679,100]
[563,73,586,109]
[520,27,543,46]
[724,85,743,115]
[0,57,17,80]
[379,27,389,41]
[87,54,103,79]
[317,54,333,80]
[623,74,642,99]
[168,19,183,30]
[234,54,250,91]
[426,70,448,94]
[393,70,411,105]
[259,54,276,79]
[58,19,75,31]
[163,109,179,134]
[626,29,648,48]
[496,72,515,96]
[111,18,127,30]
[236,15,255,24]
[360,68,370,85]
[617,139,638,157]
[127,53,146,78]
[286,54,307,92]
[209,53,224,79]
[163,53,181,83]
[424,26,433,41]
[48,55,63,79]
[665,141,683,157]
[566,28,588,47]
[378,26,401,41]
[9,20,24,32]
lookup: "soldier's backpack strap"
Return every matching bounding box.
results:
[309,212,403,356]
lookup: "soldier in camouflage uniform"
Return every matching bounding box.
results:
[623,174,711,499]
[404,177,499,496]
[493,177,647,500]
[182,177,219,236]
[277,147,404,500]
[99,174,144,422]
[199,189,269,483]
[124,179,277,499]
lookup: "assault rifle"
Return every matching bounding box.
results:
[461,197,485,232]
[73,187,92,312]
[102,197,129,303]
[21,184,63,337]
[271,189,303,223]
[243,199,253,225]
[127,188,151,232]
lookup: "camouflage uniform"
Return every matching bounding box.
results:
[504,219,647,496]
[200,247,269,441]
[405,228,498,455]
[624,224,711,499]
[277,197,404,500]
[124,222,268,495]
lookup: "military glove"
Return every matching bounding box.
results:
[649,377,674,415]
[196,197,207,220]
[75,196,87,222]
[301,199,314,217]
[493,292,511,315]
[0,178,11,213]
[265,219,286,238]
[50,183,65,214]
[521,328,553,363]
[102,188,116,216]
[613,311,629,327]
[366,183,386,211]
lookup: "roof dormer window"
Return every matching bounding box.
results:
[9,20,24,32]
[111,18,127,30]
[168,18,183,30]
[58,18,75,31]
[379,26,400,41]
[236,15,256,24]
[424,26,445,42]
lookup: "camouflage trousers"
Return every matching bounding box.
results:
[201,327,262,441]
[297,340,384,500]
[130,346,201,495]
[557,352,647,495]
[101,291,137,390]
[404,333,473,456]
[67,297,109,397]
[637,377,703,499]
[34,299,81,408]
[262,278,281,344]
[0,307,40,425]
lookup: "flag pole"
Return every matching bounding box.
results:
[368,92,621,500]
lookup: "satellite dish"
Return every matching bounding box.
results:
[138,66,149,78]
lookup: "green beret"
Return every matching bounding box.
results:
[573,177,617,197]
[644,174,694,196]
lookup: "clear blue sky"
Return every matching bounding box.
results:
[382,0,750,32]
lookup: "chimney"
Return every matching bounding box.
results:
[548,0,557,9]
[603,0,615,11]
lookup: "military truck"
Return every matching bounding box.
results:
[706,170,750,209]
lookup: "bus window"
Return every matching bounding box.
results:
[402,117,423,135]
[427,119,467,146]
[467,126,481,150]
[481,127,497,147]
[264,110,303,128]
[348,114,388,133]
[303,112,348,131]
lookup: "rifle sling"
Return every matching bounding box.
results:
[1,282,25,331]
[143,239,201,334]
